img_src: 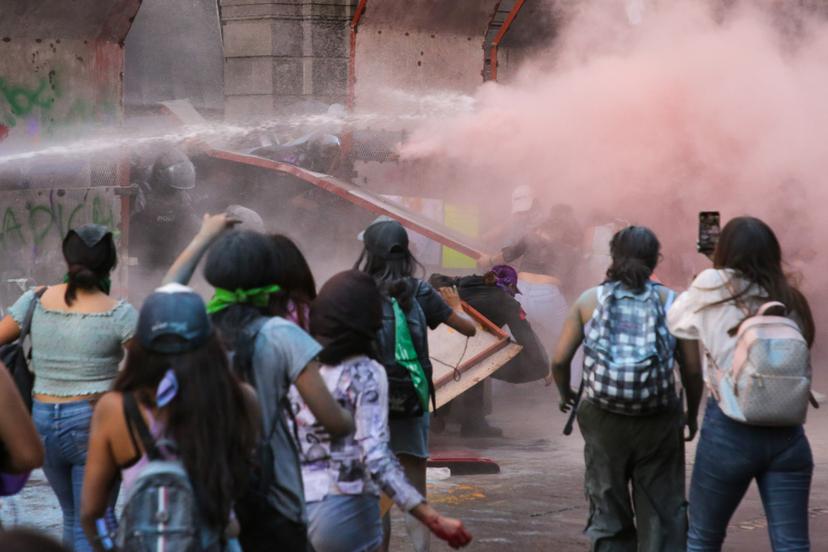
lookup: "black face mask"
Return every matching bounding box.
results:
[311,270,383,366]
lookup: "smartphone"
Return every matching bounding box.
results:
[697,211,720,254]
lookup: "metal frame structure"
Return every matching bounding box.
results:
[207,148,485,258]
[431,302,513,389]
[485,0,526,81]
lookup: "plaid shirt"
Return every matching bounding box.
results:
[583,282,677,415]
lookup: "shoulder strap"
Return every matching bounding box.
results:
[123,393,162,461]
[18,287,47,343]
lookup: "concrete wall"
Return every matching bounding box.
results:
[125,0,224,113]
[0,0,141,146]
[220,0,355,120]
[0,39,123,146]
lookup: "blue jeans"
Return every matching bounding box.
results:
[689,399,813,552]
[33,400,100,552]
[307,494,382,552]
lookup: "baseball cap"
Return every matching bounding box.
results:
[362,220,410,260]
[491,264,521,296]
[511,185,535,214]
[136,283,212,354]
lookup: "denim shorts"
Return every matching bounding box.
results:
[388,413,430,458]
[307,494,382,552]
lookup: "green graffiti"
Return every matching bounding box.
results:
[0,74,58,130]
[0,193,118,254]
[0,71,116,136]
[0,208,25,251]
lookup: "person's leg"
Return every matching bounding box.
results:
[65,402,95,552]
[459,381,502,437]
[33,402,76,548]
[398,453,429,552]
[757,429,813,552]
[577,401,636,552]
[687,401,756,552]
[631,405,687,552]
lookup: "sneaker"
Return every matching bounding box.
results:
[460,420,504,438]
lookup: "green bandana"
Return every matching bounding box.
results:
[206,284,282,315]
[63,274,112,295]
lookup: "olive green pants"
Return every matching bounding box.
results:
[577,399,688,552]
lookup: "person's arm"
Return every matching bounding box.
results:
[438,287,476,337]
[294,361,354,437]
[81,394,123,552]
[0,365,43,473]
[675,338,704,441]
[0,315,20,346]
[550,292,589,411]
[357,364,472,549]
[162,213,240,285]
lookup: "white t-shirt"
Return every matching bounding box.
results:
[668,268,766,385]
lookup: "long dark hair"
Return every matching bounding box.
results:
[605,226,660,292]
[115,335,257,531]
[62,230,117,306]
[712,216,815,345]
[270,234,317,330]
[354,248,424,311]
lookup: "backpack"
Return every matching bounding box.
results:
[117,393,221,552]
[583,281,677,415]
[706,301,811,426]
[0,287,47,412]
[375,280,433,419]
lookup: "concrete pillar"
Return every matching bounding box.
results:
[219,0,354,120]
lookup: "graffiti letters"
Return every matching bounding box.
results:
[0,191,118,254]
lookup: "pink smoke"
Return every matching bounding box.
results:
[399,0,828,287]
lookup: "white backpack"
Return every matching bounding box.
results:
[707,301,811,426]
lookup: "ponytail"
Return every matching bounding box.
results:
[605,258,652,292]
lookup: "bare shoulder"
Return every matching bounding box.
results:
[93,391,125,421]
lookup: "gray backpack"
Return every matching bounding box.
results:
[117,393,221,552]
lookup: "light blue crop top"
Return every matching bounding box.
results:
[9,290,138,397]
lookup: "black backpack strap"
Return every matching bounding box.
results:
[123,392,162,461]
[18,287,47,344]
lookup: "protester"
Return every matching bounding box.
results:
[668,216,815,552]
[270,234,317,330]
[551,225,704,552]
[479,189,578,381]
[166,215,354,551]
[429,266,549,437]
[292,269,472,552]
[80,284,258,552]
[0,225,137,552]
[355,219,476,552]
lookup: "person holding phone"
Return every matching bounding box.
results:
[668,216,815,551]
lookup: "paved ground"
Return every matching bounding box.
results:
[7,377,828,551]
[389,377,828,551]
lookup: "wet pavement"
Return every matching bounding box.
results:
[7,379,828,551]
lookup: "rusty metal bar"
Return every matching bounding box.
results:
[343,0,369,161]
[206,148,485,259]
[489,0,526,82]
